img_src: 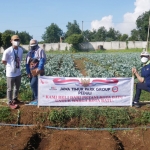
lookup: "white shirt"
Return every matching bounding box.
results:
[2,46,23,77]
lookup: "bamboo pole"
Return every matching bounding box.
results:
[146,16,150,52]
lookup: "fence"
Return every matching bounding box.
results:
[0,41,148,53]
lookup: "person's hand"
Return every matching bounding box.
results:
[36,69,41,74]
[27,74,31,78]
[132,67,137,74]
[1,60,7,65]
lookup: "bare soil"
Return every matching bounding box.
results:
[0,103,150,150]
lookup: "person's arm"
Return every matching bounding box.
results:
[26,64,30,74]
[1,51,8,65]
[132,67,144,83]
[37,49,46,71]
[25,53,31,77]
[20,48,23,61]
[38,58,45,70]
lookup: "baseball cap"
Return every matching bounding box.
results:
[30,39,38,46]
[11,35,20,40]
[140,50,150,57]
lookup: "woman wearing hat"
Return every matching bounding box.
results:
[132,50,150,108]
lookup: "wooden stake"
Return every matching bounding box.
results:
[146,16,150,52]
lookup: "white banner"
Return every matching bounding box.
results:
[38,76,134,106]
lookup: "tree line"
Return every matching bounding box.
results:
[0,10,150,50]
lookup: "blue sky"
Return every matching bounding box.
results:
[0,0,149,41]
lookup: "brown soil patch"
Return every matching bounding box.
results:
[73,58,88,76]
[0,103,150,149]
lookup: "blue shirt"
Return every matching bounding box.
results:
[141,61,150,90]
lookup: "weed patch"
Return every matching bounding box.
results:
[0,107,13,122]
[47,107,150,128]
[0,79,7,98]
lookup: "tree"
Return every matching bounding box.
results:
[42,23,63,43]
[1,33,11,49]
[1,30,15,49]
[18,31,32,44]
[66,34,83,52]
[128,29,139,41]
[65,20,81,38]
[136,10,150,41]
[94,26,107,41]
[3,30,15,36]
[82,30,91,42]
[120,34,128,41]
[106,28,121,41]
[89,29,97,42]
[0,32,2,47]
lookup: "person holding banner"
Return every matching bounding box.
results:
[26,39,46,105]
[132,51,150,108]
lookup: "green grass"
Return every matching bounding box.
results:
[19,88,33,102]
[139,90,150,101]
[47,107,150,128]
[94,48,147,53]
[0,105,150,128]
[0,79,7,98]
[0,107,14,122]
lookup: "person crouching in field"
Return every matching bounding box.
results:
[132,51,150,108]
[26,39,46,105]
[1,35,23,109]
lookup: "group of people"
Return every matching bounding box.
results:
[1,35,46,109]
[1,34,150,109]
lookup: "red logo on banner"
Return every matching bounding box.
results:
[112,86,118,92]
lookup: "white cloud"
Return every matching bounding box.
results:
[91,0,150,35]
[91,15,114,31]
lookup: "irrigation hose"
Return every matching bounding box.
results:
[0,123,34,127]
[0,123,150,131]
[45,126,134,131]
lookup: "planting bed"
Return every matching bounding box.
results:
[0,103,150,150]
[1,52,150,149]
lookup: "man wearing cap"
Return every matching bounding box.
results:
[1,35,23,109]
[26,39,46,105]
[132,50,150,108]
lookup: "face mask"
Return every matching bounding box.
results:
[12,41,20,46]
[31,45,37,50]
[141,57,149,63]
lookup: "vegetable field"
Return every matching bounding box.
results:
[1,51,150,150]
[0,52,142,92]
[0,52,146,101]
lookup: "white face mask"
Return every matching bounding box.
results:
[141,57,149,63]
[12,41,20,46]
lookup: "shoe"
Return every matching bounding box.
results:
[13,98,24,105]
[9,101,18,109]
[29,100,38,105]
[132,101,140,108]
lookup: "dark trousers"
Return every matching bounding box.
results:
[134,82,150,102]
[30,76,38,100]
